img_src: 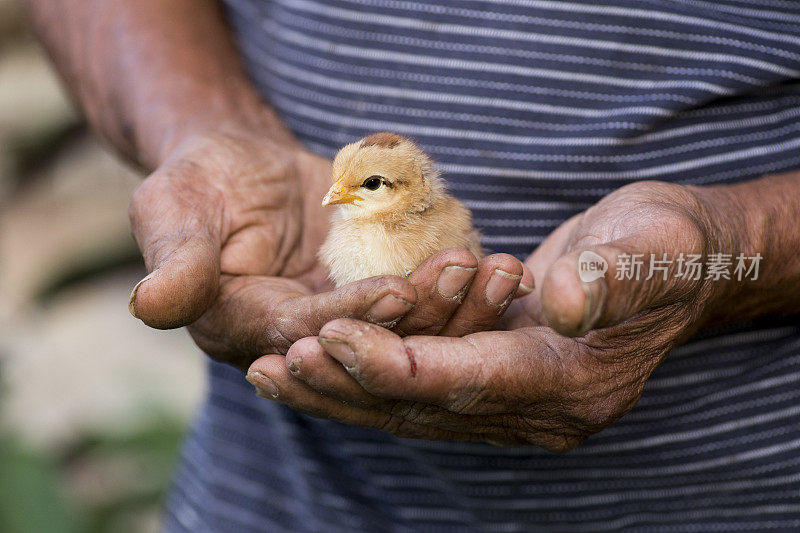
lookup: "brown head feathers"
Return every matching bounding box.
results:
[360,132,404,149]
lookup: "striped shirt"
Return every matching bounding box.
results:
[164,1,800,531]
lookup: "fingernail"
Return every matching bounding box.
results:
[485,269,521,307]
[318,338,356,369]
[436,266,477,300]
[577,280,606,336]
[245,371,279,398]
[128,270,157,319]
[366,294,413,325]
[517,282,534,295]
[288,358,302,376]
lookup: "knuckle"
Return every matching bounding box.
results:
[377,412,412,435]
[379,275,416,301]
[388,400,434,426]
[376,414,442,440]
[445,372,490,414]
[487,425,586,452]
[541,434,586,453]
[269,295,322,352]
[353,365,390,396]
[438,338,495,414]
[446,385,486,414]
[264,309,295,354]
[396,309,445,336]
[348,343,407,398]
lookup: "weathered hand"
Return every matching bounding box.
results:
[248,181,738,449]
[128,125,426,370]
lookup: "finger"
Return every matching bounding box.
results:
[394,248,478,336]
[274,274,416,337]
[245,355,477,441]
[541,220,704,337]
[310,324,609,451]
[516,262,536,299]
[439,253,532,337]
[283,337,520,436]
[318,319,562,413]
[284,337,379,408]
[128,171,223,329]
[188,274,416,368]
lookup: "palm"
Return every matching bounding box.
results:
[199,134,332,287]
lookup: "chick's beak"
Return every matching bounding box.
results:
[322,181,363,206]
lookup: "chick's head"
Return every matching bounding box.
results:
[322,133,441,221]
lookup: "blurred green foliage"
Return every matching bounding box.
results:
[0,437,77,533]
[0,416,186,533]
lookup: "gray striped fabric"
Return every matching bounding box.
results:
[164,1,800,531]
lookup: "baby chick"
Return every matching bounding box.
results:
[319,132,482,287]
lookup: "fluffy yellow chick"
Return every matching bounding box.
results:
[319,132,482,287]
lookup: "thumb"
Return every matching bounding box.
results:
[541,236,701,337]
[128,173,223,329]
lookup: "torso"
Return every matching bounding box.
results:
[165,2,800,531]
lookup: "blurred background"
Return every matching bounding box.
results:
[0,1,205,531]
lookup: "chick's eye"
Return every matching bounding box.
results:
[362,176,383,190]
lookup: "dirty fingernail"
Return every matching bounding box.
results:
[485,269,521,306]
[517,281,535,295]
[318,338,356,369]
[128,270,157,319]
[288,358,302,376]
[437,266,477,300]
[245,371,279,398]
[366,294,413,324]
[577,280,606,336]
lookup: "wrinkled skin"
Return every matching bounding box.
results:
[128,127,532,371]
[248,182,732,451]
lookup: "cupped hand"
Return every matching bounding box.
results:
[128,123,532,370]
[391,247,534,337]
[248,181,738,449]
[128,125,421,370]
